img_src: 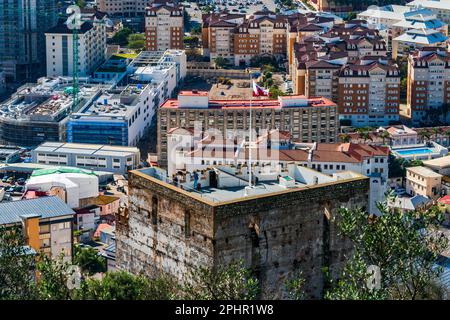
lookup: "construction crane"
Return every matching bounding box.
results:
[65,4,109,114]
[66,5,81,113]
[4,3,110,114]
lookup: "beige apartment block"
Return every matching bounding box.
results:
[406,166,443,199]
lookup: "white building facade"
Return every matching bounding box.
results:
[45,20,107,78]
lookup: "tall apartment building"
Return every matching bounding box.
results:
[45,19,107,78]
[97,0,149,16]
[145,0,184,51]
[157,91,339,167]
[202,10,288,66]
[309,0,360,14]
[291,21,388,93]
[286,13,335,70]
[338,57,401,127]
[0,0,58,82]
[202,13,245,61]
[405,48,450,126]
[290,21,399,127]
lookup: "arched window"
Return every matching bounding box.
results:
[185,210,191,238]
[151,196,158,225]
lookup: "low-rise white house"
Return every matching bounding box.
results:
[26,167,99,209]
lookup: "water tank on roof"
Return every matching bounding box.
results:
[104,98,108,105]
[137,84,142,90]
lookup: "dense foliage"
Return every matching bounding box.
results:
[326,198,448,300]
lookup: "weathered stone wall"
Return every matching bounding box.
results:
[116,171,216,280]
[116,171,369,299]
[213,179,370,299]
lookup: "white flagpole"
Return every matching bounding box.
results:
[249,76,253,188]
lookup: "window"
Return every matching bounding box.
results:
[40,224,50,234]
[185,210,191,238]
[41,238,50,248]
[151,196,158,225]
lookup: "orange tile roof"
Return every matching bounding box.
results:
[186,143,389,163]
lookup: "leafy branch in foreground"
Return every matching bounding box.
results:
[182,260,260,300]
[326,196,448,300]
[285,270,306,300]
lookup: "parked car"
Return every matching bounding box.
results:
[6,177,14,184]
[17,178,25,185]
[5,186,15,193]
[14,186,25,193]
[2,176,9,183]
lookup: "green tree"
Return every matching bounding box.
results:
[190,25,202,35]
[214,57,229,69]
[73,245,106,276]
[345,12,357,21]
[339,133,351,143]
[326,199,448,300]
[357,129,372,144]
[325,252,387,300]
[418,129,432,144]
[76,0,86,8]
[378,130,390,145]
[36,254,75,300]
[77,271,177,300]
[404,159,424,168]
[0,226,38,300]
[184,35,199,47]
[431,127,442,142]
[269,86,284,99]
[182,260,260,300]
[110,28,133,46]
[127,33,145,51]
[285,271,306,300]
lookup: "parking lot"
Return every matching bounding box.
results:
[0,175,27,201]
[196,0,277,16]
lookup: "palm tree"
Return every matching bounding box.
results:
[379,130,390,146]
[444,130,450,147]
[359,131,372,144]
[418,129,431,145]
[431,127,442,143]
[339,133,351,143]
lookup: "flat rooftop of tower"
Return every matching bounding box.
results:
[135,165,366,205]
